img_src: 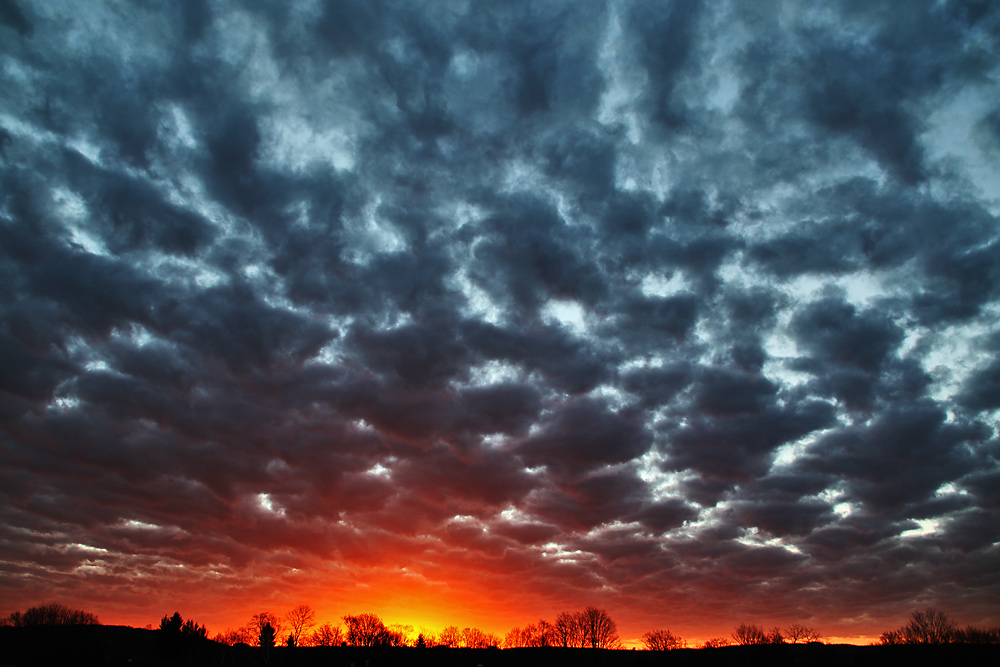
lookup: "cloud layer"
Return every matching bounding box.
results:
[1,0,999,641]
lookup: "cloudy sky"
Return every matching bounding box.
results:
[2,0,999,644]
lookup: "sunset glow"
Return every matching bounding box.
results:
[2,0,999,648]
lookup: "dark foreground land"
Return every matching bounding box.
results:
[2,626,998,667]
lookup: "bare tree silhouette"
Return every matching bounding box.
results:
[461,627,499,648]
[733,623,767,645]
[285,604,316,646]
[879,608,957,644]
[343,613,388,647]
[503,621,552,648]
[250,612,284,646]
[580,607,621,649]
[904,609,957,644]
[3,603,99,626]
[553,611,582,648]
[785,623,822,643]
[955,625,1000,644]
[439,625,461,648]
[702,637,731,648]
[309,622,343,647]
[642,629,684,650]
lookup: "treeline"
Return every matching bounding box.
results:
[6,602,1000,648]
[501,607,620,648]
[718,622,823,647]
[638,622,821,650]
[159,611,208,638]
[877,609,1000,645]
[211,605,621,649]
[213,607,322,647]
[0,603,99,627]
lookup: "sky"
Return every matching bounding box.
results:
[1,0,999,647]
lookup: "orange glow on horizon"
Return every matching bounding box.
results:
[17,546,891,650]
[93,594,882,649]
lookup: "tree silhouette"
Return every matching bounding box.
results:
[343,613,388,647]
[181,618,207,638]
[955,625,1000,644]
[309,622,343,647]
[733,623,767,645]
[642,629,683,650]
[503,626,527,648]
[160,612,183,633]
[213,626,254,646]
[461,627,498,648]
[877,629,904,645]
[158,611,207,638]
[702,637,731,648]
[553,611,582,648]
[879,608,959,644]
[3,603,99,626]
[384,624,412,647]
[259,623,276,649]
[285,604,316,647]
[503,622,552,648]
[579,607,620,649]
[259,622,276,667]
[903,608,956,644]
[250,612,284,646]
[439,625,461,648]
[532,620,554,647]
[785,623,822,643]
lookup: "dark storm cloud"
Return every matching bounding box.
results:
[2,0,999,637]
[798,401,988,516]
[0,0,31,36]
[791,294,903,373]
[518,398,651,476]
[471,194,607,311]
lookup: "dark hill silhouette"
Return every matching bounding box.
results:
[1,626,998,667]
[0,625,222,667]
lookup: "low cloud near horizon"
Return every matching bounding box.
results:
[1,0,999,642]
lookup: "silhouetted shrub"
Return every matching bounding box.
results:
[955,625,1000,644]
[877,629,903,645]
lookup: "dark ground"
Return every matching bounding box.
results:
[1,626,997,667]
